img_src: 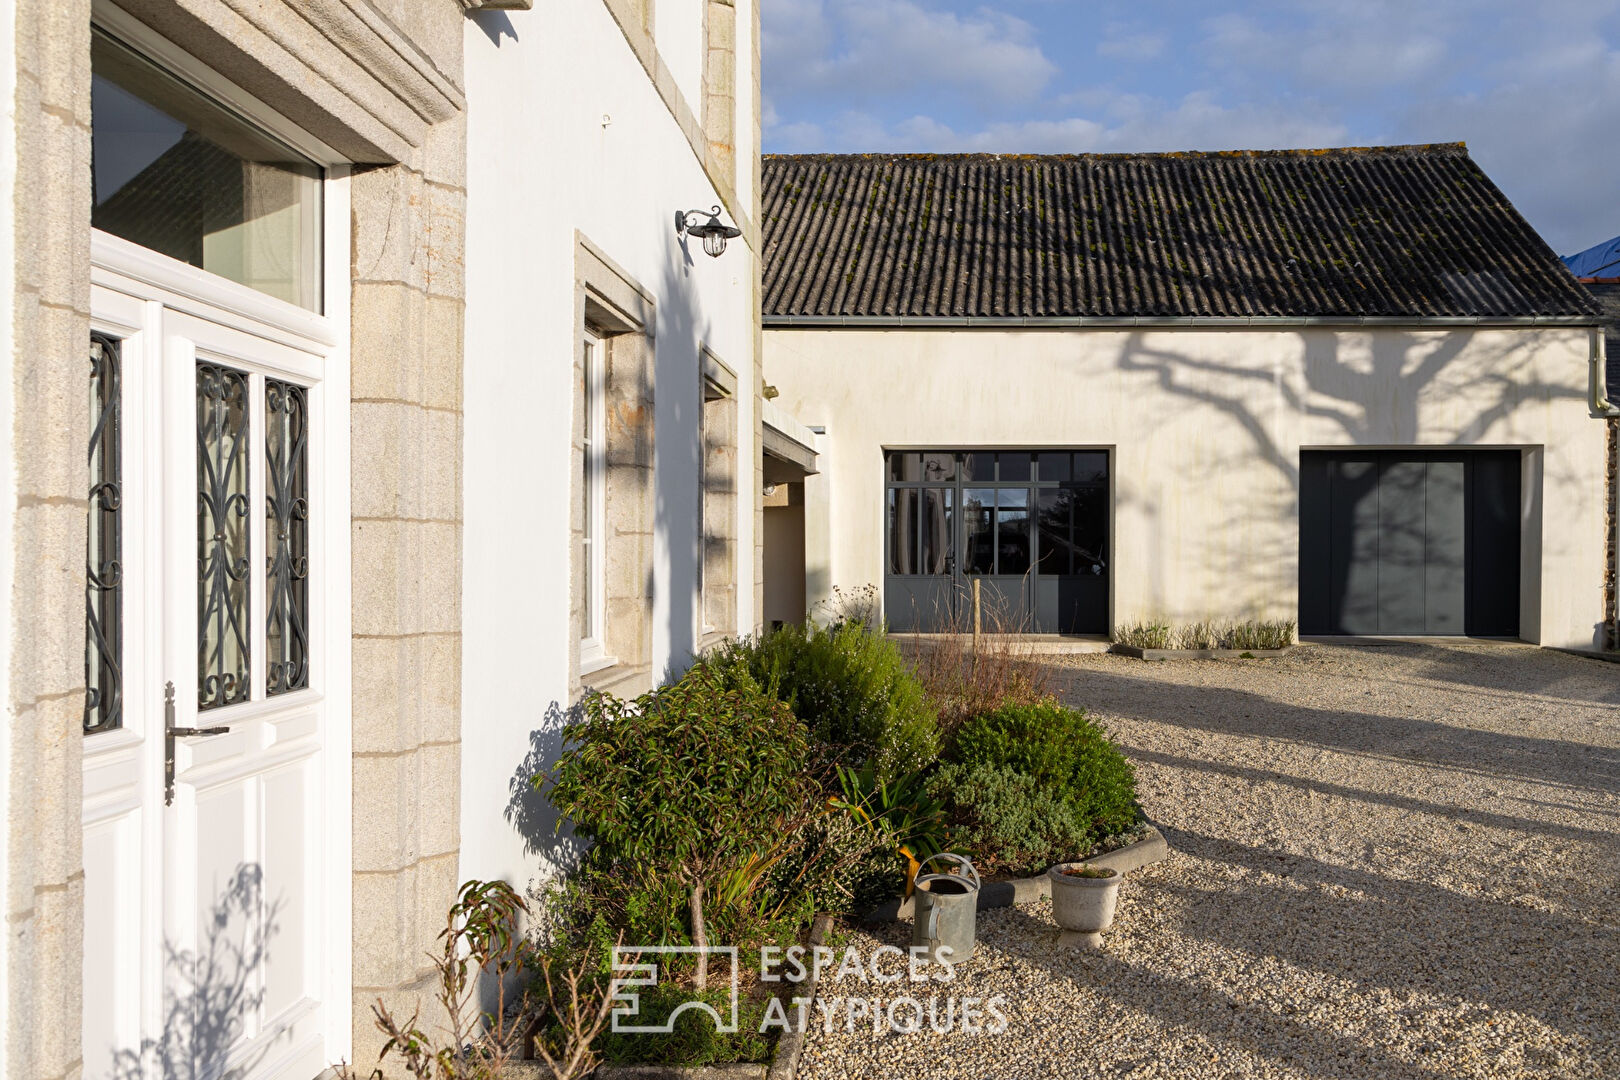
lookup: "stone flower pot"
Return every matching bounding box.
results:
[1047,863,1123,948]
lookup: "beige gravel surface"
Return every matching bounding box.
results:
[795,643,1620,1080]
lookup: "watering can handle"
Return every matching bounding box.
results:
[925,903,940,943]
[918,852,981,892]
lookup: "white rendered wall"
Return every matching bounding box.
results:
[460,0,758,892]
[764,326,1607,651]
[655,0,705,113]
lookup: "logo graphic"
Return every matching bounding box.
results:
[610,946,740,1034]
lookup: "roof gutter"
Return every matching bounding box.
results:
[764,314,1601,329]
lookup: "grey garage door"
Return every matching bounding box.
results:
[1299,451,1520,637]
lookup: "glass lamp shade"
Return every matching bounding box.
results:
[702,230,727,257]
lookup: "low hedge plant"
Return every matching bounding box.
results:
[946,701,1138,851]
[708,620,940,785]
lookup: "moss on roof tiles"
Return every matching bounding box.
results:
[762,145,1595,320]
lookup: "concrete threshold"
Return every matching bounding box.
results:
[891,633,1112,655]
[1300,635,1534,647]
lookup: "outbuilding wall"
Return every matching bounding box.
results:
[764,325,1608,650]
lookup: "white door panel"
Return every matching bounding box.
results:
[83,274,339,1080]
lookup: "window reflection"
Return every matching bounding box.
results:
[919,488,953,573]
[961,453,995,482]
[92,31,322,311]
[1074,452,1108,483]
[920,453,956,482]
[962,488,995,574]
[997,453,1031,482]
[997,488,1031,574]
[887,488,918,574]
[884,450,1109,580]
[1037,489,1072,575]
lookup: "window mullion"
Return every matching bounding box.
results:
[248,372,268,702]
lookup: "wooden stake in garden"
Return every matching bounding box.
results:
[972,578,982,671]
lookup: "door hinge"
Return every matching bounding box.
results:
[164,681,230,806]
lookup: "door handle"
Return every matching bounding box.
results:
[164,681,231,806]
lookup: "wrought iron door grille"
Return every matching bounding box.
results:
[197,361,251,709]
[265,378,309,694]
[86,332,123,734]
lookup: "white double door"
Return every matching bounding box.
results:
[82,264,345,1080]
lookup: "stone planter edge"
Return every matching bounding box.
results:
[1110,645,1292,660]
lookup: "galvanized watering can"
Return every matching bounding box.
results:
[912,853,981,965]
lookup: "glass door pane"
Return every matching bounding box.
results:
[887,488,918,574]
[197,361,251,709]
[919,488,953,574]
[87,332,124,733]
[996,488,1031,575]
[1037,488,1072,575]
[265,379,309,694]
[962,488,995,574]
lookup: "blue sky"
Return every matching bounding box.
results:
[762,0,1620,255]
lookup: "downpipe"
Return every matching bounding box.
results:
[1591,327,1619,417]
[1597,330,1620,649]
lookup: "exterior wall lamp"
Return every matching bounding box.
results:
[676,206,742,257]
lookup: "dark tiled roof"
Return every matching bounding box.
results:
[1584,281,1620,392]
[763,145,1599,321]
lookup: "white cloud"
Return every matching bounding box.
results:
[764,0,1057,104]
[1201,7,1450,94]
[1397,45,1620,252]
[777,91,1348,155]
[763,0,1620,249]
[1097,23,1166,62]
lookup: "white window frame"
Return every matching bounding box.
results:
[698,376,727,637]
[580,329,611,671]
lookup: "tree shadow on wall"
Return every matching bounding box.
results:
[503,205,725,895]
[655,222,715,676]
[109,863,283,1080]
[505,700,587,874]
[1111,328,1593,645]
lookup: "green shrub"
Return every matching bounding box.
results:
[832,763,953,886]
[708,621,939,784]
[1225,618,1297,650]
[1175,619,1220,650]
[1112,621,1172,649]
[1116,618,1297,650]
[593,985,773,1067]
[930,763,1094,876]
[542,662,820,988]
[758,813,899,920]
[949,702,1137,838]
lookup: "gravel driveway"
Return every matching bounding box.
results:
[796,643,1620,1080]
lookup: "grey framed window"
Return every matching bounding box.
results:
[86,332,124,734]
[885,451,1109,577]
